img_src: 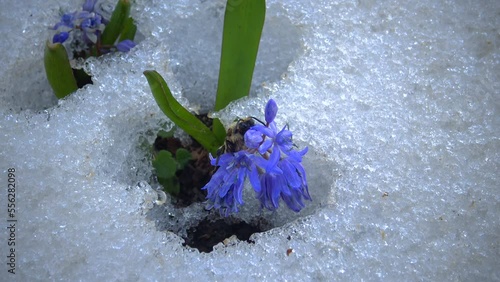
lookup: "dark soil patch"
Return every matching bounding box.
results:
[72,68,93,88]
[182,217,268,253]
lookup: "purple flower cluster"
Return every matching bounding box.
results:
[202,99,310,216]
[51,0,135,56]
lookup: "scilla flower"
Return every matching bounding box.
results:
[203,99,310,215]
[51,0,135,56]
[246,99,310,211]
[203,151,260,216]
[256,148,310,212]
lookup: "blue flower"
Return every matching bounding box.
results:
[51,8,104,46]
[78,11,104,44]
[116,39,136,52]
[245,107,294,155]
[202,151,260,216]
[265,98,278,123]
[52,31,70,44]
[263,148,310,212]
[243,128,263,150]
[204,99,310,216]
[50,1,135,55]
[246,99,310,212]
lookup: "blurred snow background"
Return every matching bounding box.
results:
[0,0,499,280]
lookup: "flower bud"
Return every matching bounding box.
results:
[265,99,278,123]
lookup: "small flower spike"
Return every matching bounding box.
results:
[203,99,310,216]
[202,151,260,216]
[258,148,310,212]
[50,0,135,56]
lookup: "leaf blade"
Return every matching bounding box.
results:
[214,0,266,111]
[144,70,221,154]
[101,0,131,45]
[152,150,177,179]
[175,148,192,169]
[118,17,137,42]
[44,41,78,99]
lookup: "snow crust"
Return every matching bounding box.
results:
[0,0,498,280]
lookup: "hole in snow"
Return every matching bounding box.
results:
[146,147,337,253]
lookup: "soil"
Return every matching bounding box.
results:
[182,217,268,253]
[72,68,93,88]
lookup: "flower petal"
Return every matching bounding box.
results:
[250,124,274,137]
[258,138,273,154]
[281,189,305,212]
[244,129,263,149]
[276,127,293,152]
[270,176,282,208]
[267,145,281,170]
[235,168,246,204]
[53,32,69,44]
[279,159,301,188]
[248,165,261,193]
[265,99,278,123]
[116,39,136,52]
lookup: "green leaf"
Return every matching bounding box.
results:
[118,17,137,42]
[44,41,79,99]
[213,0,266,140]
[158,177,180,196]
[101,0,131,45]
[152,150,177,179]
[144,70,222,154]
[175,148,192,169]
[153,149,181,197]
